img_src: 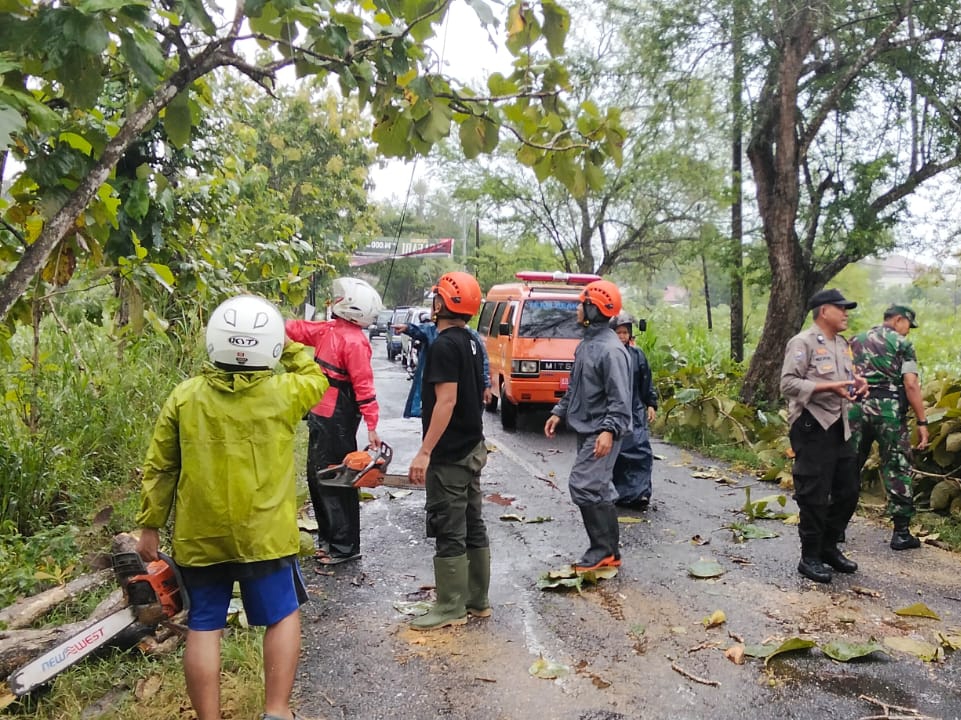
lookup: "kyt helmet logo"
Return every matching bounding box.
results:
[228,335,259,347]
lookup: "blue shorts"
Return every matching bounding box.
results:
[184,562,307,631]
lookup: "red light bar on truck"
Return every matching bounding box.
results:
[514,271,602,285]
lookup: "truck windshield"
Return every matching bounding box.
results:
[518,300,582,339]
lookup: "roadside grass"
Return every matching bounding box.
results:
[662,424,764,475]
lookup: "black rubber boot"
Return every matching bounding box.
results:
[890,516,921,550]
[574,504,617,571]
[821,545,857,573]
[603,502,621,566]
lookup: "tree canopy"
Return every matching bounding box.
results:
[0,0,626,326]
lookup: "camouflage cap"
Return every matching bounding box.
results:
[884,304,918,328]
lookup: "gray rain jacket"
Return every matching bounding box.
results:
[551,324,632,438]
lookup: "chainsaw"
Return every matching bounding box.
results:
[7,551,187,696]
[314,442,417,489]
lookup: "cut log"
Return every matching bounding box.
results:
[0,620,92,675]
[0,569,113,631]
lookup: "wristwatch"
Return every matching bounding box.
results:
[917,419,928,426]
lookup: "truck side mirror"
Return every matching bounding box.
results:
[498,322,511,336]
[637,318,647,332]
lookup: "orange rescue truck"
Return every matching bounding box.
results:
[477,271,600,429]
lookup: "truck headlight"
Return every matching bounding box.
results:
[512,360,539,374]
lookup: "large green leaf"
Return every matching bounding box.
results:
[120,26,165,88]
[371,112,414,157]
[163,90,192,149]
[820,640,887,662]
[0,106,25,148]
[540,0,569,57]
[763,637,816,666]
[62,10,109,53]
[413,102,452,145]
[59,47,104,107]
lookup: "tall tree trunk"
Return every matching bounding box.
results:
[740,7,814,405]
[729,0,745,362]
[701,252,713,331]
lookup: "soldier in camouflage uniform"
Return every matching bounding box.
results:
[849,305,930,550]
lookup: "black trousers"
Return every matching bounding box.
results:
[307,413,361,557]
[789,410,859,556]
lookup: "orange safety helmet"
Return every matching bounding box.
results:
[433,271,482,317]
[580,280,622,318]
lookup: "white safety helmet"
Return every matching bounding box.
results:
[206,295,285,370]
[331,277,384,327]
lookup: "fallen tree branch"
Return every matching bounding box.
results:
[671,660,720,687]
[858,693,938,719]
[0,569,113,630]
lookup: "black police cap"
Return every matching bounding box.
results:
[807,288,857,311]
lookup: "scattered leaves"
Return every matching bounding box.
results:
[536,565,618,592]
[690,534,710,546]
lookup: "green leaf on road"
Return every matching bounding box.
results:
[820,640,888,662]
[727,523,779,542]
[688,558,724,578]
[894,603,940,620]
[763,637,816,666]
[743,643,775,658]
[529,655,569,679]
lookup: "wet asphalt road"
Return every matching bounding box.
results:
[294,343,961,720]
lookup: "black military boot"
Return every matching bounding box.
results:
[890,516,921,550]
[798,555,832,583]
[821,545,857,573]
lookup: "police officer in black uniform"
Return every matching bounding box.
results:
[780,289,868,583]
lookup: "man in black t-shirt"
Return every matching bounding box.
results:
[408,271,489,631]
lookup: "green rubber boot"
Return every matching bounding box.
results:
[411,555,469,631]
[466,547,492,619]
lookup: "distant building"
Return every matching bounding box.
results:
[859,254,929,288]
[663,285,689,306]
